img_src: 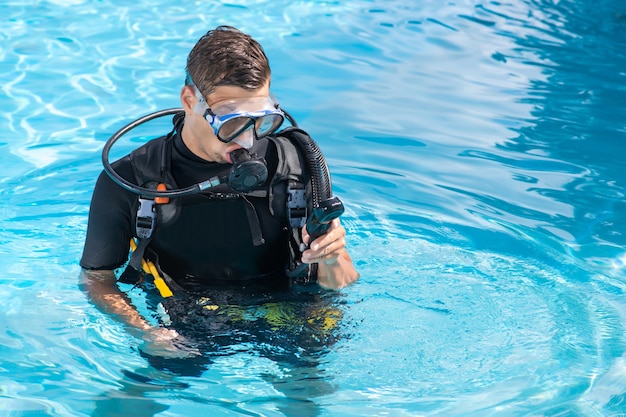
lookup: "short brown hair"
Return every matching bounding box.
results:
[185,26,271,97]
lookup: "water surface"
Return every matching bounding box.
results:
[1,0,626,415]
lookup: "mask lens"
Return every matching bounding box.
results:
[218,116,254,142]
[255,114,284,138]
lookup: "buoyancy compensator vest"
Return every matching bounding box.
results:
[102,108,344,288]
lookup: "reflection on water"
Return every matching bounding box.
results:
[91,285,346,416]
[508,0,626,263]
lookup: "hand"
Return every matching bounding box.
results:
[301,218,347,265]
[140,327,200,359]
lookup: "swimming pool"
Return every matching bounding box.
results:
[2,0,626,415]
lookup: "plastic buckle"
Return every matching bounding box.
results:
[287,185,307,228]
[136,197,157,239]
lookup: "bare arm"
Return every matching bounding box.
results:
[301,218,360,289]
[79,269,152,337]
[79,269,198,357]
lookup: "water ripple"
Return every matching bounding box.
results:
[333,237,626,415]
[1,0,626,414]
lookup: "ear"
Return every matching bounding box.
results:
[180,85,198,112]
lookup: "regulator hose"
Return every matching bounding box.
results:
[282,128,345,241]
[102,108,295,197]
[102,108,205,198]
[102,108,343,240]
[287,129,331,205]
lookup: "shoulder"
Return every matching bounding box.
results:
[92,162,136,213]
[129,135,169,168]
[127,135,172,186]
[97,155,134,190]
[268,128,313,181]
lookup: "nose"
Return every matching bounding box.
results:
[233,129,254,149]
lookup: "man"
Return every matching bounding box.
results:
[80,26,359,357]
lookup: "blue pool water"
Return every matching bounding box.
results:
[2,0,626,415]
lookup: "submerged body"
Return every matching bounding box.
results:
[80,26,358,358]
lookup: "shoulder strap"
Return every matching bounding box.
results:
[122,132,180,283]
[268,133,309,218]
[268,132,315,281]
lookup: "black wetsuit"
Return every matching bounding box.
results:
[81,123,342,375]
[80,129,290,292]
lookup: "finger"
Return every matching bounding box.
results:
[310,220,346,251]
[303,235,347,264]
[301,224,310,245]
[303,218,343,247]
[172,338,202,357]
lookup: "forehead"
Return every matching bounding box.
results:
[206,82,271,106]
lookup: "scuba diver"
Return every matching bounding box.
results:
[79,25,359,359]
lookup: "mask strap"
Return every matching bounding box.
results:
[192,85,209,115]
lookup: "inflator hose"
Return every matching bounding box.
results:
[283,128,332,208]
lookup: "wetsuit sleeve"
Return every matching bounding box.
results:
[80,158,136,270]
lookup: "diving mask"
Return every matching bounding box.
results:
[193,87,285,147]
